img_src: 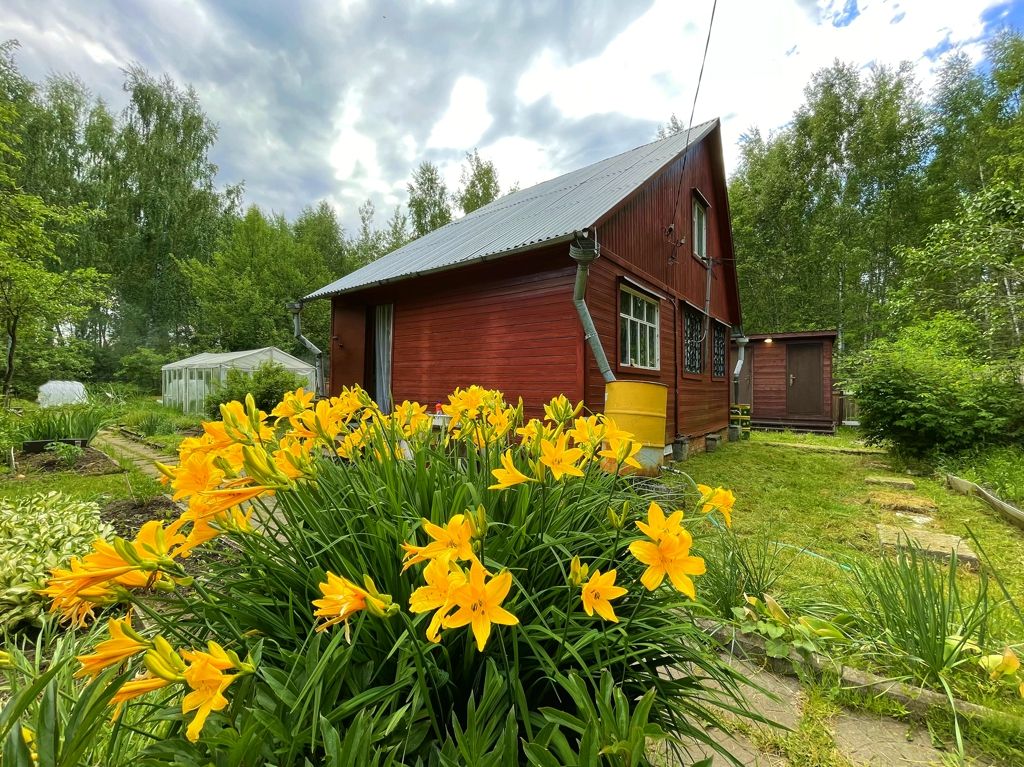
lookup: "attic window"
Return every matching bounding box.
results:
[619,286,660,370]
[692,194,708,262]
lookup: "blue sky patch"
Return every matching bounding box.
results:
[832,0,861,27]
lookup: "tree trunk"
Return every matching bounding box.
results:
[3,317,17,408]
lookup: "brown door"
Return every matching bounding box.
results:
[786,343,823,416]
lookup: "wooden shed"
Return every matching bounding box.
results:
[734,331,837,433]
[304,119,743,450]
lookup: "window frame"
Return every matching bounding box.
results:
[711,320,730,380]
[682,302,706,378]
[617,284,661,372]
[692,191,710,264]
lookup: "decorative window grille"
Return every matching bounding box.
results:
[712,322,729,378]
[618,286,660,370]
[684,306,705,374]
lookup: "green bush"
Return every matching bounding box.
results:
[16,403,112,445]
[0,492,113,631]
[846,316,1024,457]
[117,348,173,394]
[206,361,311,417]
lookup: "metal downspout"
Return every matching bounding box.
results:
[286,301,326,397]
[732,335,748,405]
[569,232,615,383]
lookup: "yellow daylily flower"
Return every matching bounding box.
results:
[168,452,225,501]
[409,558,467,642]
[489,450,534,490]
[75,615,152,678]
[979,647,1020,681]
[444,560,518,651]
[312,572,395,634]
[581,568,628,622]
[401,514,476,571]
[629,530,706,598]
[635,501,684,542]
[697,484,735,527]
[181,649,236,742]
[539,434,585,481]
[271,387,314,419]
[599,436,642,470]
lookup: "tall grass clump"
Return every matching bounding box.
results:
[848,544,992,685]
[697,531,792,619]
[16,403,111,445]
[9,386,755,765]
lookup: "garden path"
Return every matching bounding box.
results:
[92,429,170,481]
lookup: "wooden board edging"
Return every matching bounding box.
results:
[945,473,1024,530]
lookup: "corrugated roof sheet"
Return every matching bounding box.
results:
[161,346,315,371]
[305,119,718,300]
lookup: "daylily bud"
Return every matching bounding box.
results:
[0,650,11,668]
[469,504,488,538]
[607,504,627,530]
[568,556,589,588]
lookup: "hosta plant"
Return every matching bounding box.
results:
[15,386,755,765]
[0,492,112,631]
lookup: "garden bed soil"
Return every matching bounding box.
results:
[102,496,180,536]
[11,446,122,477]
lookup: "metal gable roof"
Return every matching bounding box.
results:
[304,118,718,301]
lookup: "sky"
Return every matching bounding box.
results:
[2,0,1022,232]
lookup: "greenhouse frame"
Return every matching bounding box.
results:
[161,347,316,414]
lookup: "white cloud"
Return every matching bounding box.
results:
[516,0,1003,173]
[427,75,493,149]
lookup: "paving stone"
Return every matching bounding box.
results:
[670,729,788,766]
[708,656,803,732]
[868,491,937,514]
[876,524,980,569]
[832,711,945,766]
[866,476,917,490]
[894,512,934,526]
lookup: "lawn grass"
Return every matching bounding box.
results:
[0,461,164,506]
[669,431,1024,760]
[748,426,870,450]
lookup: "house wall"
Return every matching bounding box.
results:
[328,246,583,414]
[326,126,742,440]
[581,127,740,440]
[749,337,834,421]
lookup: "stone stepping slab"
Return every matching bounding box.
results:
[876,524,980,570]
[868,491,937,515]
[865,475,916,490]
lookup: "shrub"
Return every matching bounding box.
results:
[22,387,752,765]
[0,492,112,631]
[117,348,172,394]
[206,360,311,417]
[16,403,111,445]
[846,316,1024,457]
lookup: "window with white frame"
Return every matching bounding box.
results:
[619,286,660,370]
[684,305,705,374]
[693,196,708,262]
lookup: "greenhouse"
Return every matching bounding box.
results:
[161,347,316,414]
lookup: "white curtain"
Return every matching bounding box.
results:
[374,304,394,411]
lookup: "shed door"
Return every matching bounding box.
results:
[786,343,823,416]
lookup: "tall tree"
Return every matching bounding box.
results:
[407,161,451,237]
[0,101,105,399]
[454,149,500,214]
[181,206,330,355]
[294,201,346,276]
[105,66,233,349]
[656,113,686,138]
[729,60,928,351]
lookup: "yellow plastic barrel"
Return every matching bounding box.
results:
[603,381,668,476]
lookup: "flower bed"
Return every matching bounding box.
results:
[3,386,751,765]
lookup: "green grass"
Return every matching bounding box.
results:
[944,445,1024,508]
[671,434,1024,750]
[748,426,871,450]
[0,462,163,506]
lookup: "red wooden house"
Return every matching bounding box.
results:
[304,118,743,451]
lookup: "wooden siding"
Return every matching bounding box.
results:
[327,124,741,438]
[749,338,833,421]
[329,246,582,415]
[581,125,739,440]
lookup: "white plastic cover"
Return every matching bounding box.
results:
[37,380,89,407]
